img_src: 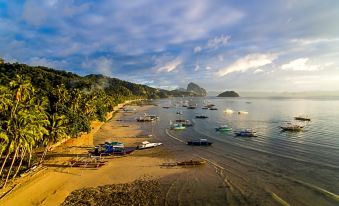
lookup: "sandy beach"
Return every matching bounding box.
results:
[0,104,187,206]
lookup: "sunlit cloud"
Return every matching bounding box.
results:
[281,58,322,71]
[216,53,277,77]
[156,58,182,73]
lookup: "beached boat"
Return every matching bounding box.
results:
[89,145,135,156]
[187,139,213,146]
[137,141,162,150]
[103,141,124,148]
[224,109,234,114]
[235,129,257,137]
[176,160,206,166]
[238,111,248,115]
[215,125,232,132]
[195,115,208,119]
[294,116,311,121]
[280,122,304,131]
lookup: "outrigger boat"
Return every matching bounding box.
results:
[89,145,135,156]
[187,139,213,146]
[137,141,162,150]
[195,115,208,119]
[280,122,304,131]
[176,160,206,166]
[235,129,257,137]
[215,125,232,132]
[224,109,234,114]
[171,123,186,130]
[238,111,249,115]
[294,116,311,121]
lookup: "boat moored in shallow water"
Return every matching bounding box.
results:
[195,115,208,119]
[215,125,232,132]
[235,129,257,137]
[280,122,304,131]
[294,116,311,121]
[187,139,213,146]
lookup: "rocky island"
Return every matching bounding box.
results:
[217,91,240,97]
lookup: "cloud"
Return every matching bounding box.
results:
[254,69,264,74]
[207,35,231,49]
[281,58,322,71]
[194,46,202,53]
[156,58,182,73]
[194,35,231,53]
[81,57,114,76]
[216,53,277,77]
[291,38,339,46]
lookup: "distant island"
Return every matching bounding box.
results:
[217,91,239,97]
[172,82,207,96]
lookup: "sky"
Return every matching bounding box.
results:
[0,0,339,92]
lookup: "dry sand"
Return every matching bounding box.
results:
[0,104,186,206]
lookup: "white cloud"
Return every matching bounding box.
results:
[156,58,182,73]
[194,46,202,53]
[291,38,339,46]
[194,35,231,53]
[206,66,212,70]
[216,53,277,77]
[254,69,264,74]
[194,64,200,71]
[207,35,231,49]
[81,57,114,76]
[281,58,322,71]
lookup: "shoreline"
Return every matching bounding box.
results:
[0,100,187,206]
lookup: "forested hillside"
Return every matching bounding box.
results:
[0,61,174,187]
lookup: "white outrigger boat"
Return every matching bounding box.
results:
[224,109,234,114]
[238,111,248,115]
[137,141,162,150]
[171,123,186,130]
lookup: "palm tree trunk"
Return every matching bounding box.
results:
[13,148,26,179]
[28,144,33,168]
[0,148,11,177]
[39,145,49,164]
[3,146,19,188]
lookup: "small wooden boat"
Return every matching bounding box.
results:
[176,160,206,166]
[294,116,311,121]
[224,109,234,114]
[171,123,186,130]
[216,125,232,132]
[187,139,213,146]
[235,129,257,137]
[280,122,304,131]
[209,107,218,110]
[195,115,208,119]
[238,111,248,115]
[137,141,162,150]
[162,106,171,109]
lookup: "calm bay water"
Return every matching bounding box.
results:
[145,97,339,205]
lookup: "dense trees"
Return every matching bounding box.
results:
[0,61,190,187]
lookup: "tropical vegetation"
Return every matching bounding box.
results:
[0,61,185,188]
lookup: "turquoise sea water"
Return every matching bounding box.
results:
[145,97,339,205]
